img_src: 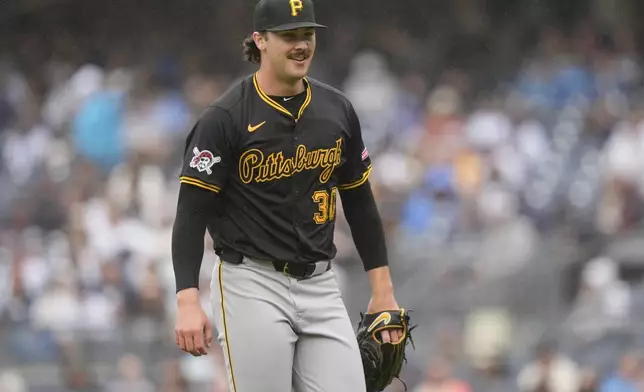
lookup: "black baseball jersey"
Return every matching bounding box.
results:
[179,73,372,263]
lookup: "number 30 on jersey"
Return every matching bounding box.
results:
[312,187,338,224]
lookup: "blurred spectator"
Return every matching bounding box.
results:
[466,355,515,392]
[473,171,538,280]
[0,368,26,392]
[463,308,513,373]
[579,368,600,392]
[599,101,644,233]
[71,74,127,173]
[78,284,122,342]
[413,357,472,392]
[567,257,631,342]
[41,63,105,133]
[343,50,400,153]
[159,360,189,392]
[412,84,466,167]
[120,67,191,169]
[400,165,461,243]
[464,94,512,153]
[599,352,641,392]
[29,276,81,343]
[517,341,581,392]
[104,353,155,392]
[62,365,99,392]
[2,103,52,186]
[0,59,32,120]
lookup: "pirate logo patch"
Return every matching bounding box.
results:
[189,147,221,175]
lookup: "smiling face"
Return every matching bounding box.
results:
[254,27,316,83]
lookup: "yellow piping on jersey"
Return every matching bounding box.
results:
[218,262,238,392]
[179,176,221,193]
[253,72,312,120]
[337,165,372,190]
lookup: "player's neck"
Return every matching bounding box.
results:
[256,68,304,97]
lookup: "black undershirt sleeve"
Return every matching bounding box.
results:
[172,183,219,293]
[339,180,389,271]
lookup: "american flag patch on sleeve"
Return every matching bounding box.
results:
[361,147,369,161]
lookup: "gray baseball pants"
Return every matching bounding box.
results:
[209,255,366,392]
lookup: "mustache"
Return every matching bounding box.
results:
[287,50,310,59]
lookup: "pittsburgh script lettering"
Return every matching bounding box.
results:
[239,138,343,184]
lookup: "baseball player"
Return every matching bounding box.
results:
[171,0,403,390]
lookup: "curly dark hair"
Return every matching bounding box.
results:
[242,35,263,64]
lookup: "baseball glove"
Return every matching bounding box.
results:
[356,309,415,392]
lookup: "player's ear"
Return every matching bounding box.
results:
[253,32,268,51]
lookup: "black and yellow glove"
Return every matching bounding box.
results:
[356,309,415,392]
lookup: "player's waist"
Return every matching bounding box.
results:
[216,246,331,280]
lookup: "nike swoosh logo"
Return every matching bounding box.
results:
[367,312,392,332]
[283,97,294,101]
[247,121,267,133]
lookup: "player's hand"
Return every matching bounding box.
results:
[367,293,403,344]
[175,288,213,357]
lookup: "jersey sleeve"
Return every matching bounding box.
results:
[179,106,236,193]
[337,102,372,191]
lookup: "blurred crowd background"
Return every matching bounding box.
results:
[4,0,644,391]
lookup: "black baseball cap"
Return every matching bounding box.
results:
[253,0,327,32]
